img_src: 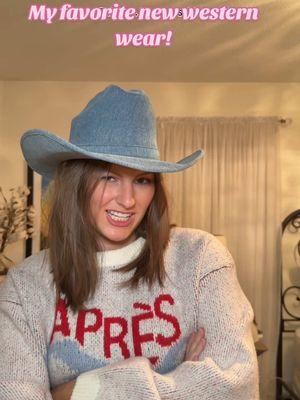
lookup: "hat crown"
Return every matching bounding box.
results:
[69,85,159,159]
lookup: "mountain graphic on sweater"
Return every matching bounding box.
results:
[48,335,188,376]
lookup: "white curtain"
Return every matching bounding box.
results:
[157,116,282,400]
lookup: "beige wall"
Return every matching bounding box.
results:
[0,82,4,182]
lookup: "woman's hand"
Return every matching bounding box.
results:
[184,328,206,361]
[51,379,76,400]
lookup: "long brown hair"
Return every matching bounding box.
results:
[47,159,171,313]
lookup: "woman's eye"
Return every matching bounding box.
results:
[101,175,116,182]
[136,177,153,185]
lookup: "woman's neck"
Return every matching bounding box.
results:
[97,236,146,268]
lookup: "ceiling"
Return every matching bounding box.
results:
[1,0,300,82]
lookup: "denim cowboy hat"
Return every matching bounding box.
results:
[21,85,204,178]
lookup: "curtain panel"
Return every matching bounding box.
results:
[157,116,282,400]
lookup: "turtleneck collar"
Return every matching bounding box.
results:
[96,237,146,268]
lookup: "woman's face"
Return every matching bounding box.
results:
[90,164,155,250]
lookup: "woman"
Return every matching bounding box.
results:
[0,85,259,400]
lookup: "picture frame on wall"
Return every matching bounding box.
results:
[27,166,52,256]
[26,166,34,258]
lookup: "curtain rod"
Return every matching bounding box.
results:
[278,117,292,126]
[157,116,292,126]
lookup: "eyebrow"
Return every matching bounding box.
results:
[109,170,154,178]
[136,172,154,177]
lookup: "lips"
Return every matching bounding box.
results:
[106,210,135,227]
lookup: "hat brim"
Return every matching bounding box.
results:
[21,130,205,178]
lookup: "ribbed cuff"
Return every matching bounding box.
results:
[71,370,101,400]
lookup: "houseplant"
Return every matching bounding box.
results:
[0,186,35,274]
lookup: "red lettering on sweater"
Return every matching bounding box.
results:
[155,294,181,346]
[50,293,181,365]
[132,302,154,354]
[50,298,70,343]
[76,308,103,346]
[104,317,130,359]
[132,302,159,366]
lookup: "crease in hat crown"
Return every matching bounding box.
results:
[69,85,159,159]
[21,84,204,178]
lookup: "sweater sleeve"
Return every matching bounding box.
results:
[71,235,260,400]
[0,272,52,400]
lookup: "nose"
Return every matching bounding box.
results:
[116,181,136,209]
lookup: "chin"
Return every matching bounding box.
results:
[109,235,131,243]
[101,228,135,244]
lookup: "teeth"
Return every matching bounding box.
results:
[108,210,132,217]
[107,210,132,221]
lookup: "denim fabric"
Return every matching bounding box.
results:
[21,85,204,178]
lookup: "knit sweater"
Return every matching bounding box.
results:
[0,227,259,400]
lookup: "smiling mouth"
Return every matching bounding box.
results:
[106,210,134,221]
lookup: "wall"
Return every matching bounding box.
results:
[0,81,299,391]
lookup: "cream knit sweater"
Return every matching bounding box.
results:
[0,227,259,399]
